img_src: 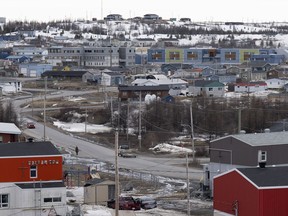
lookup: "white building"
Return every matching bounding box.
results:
[0,79,22,95]
[265,78,287,89]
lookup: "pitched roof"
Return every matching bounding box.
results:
[194,80,224,87]
[42,70,87,77]
[16,181,65,189]
[0,122,21,134]
[84,178,115,186]
[118,85,170,91]
[212,131,288,146]
[0,141,61,157]
[235,81,267,87]
[237,166,288,187]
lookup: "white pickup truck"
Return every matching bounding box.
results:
[118,145,137,158]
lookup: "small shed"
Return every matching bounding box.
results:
[84,178,115,206]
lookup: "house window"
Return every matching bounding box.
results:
[259,151,267,162]
[169,52,180,60]
[0,136,2,143]
[0,194,9,208]
[208,88,213,91]
[225,52,236,60]
[30,165,37,178]
[187,52,198,60]
[152,52,162,60]
[44,197,62,203]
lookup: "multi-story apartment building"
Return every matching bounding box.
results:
[147,48,285,65]
[82,46,119,67]
[47,46,135,68]
[119,47,135,67]
[47,46,83,66]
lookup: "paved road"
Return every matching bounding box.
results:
[16,89,204,181]
[24,122,203,181]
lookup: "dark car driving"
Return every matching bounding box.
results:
[107,196,141,210]
[27,122,35,129]
[135,196,157,209]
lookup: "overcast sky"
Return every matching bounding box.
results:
[3,0,288,22]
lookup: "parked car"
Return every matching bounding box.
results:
[135,196,157,209]
[27,122,35,129]
[107,196,141,210]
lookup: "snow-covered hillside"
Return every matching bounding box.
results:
[3,20,288,48]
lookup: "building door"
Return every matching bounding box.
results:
[108,185,115,200]
[34,189,42,215]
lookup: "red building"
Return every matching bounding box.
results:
[214,166,288,216]
[0,122,21,143]
[0,141,66,215]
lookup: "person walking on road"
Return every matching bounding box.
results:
[75,146,79,156]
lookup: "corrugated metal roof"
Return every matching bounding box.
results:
[213,131,288,146]
[0,122,21,135]
[16,181,65,189]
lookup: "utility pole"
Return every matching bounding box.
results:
[126,99,129,141]
[238,108,241,134]
[110,97,113,126]
[186,152,190,216]
[31,94,34,117]
[114,128,119,216]
[43,76,47,141]
[114,98,120,216]
[190,101,195,162]
[85,107,87,134]
[110,45,112,68]
[138,91,142,150]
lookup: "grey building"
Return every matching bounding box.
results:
[189,80,225,97]
[143,14,161,20]
[47,46,83,66]
[119,47,135,67]
[104,14,123,21]
[101,70,124,86]
[132,38,156,47]
[47,45,135,68]
[205,131,288,196]
[82,70,102,84]
[83,46,119,67]
[19,63,53,77]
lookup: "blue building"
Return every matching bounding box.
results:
[183,49,203,64]
[0,34,20,41]
[147,49,165,63]
[135,53,147,65]
[147,48,285,65]
[5,56,31,64]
